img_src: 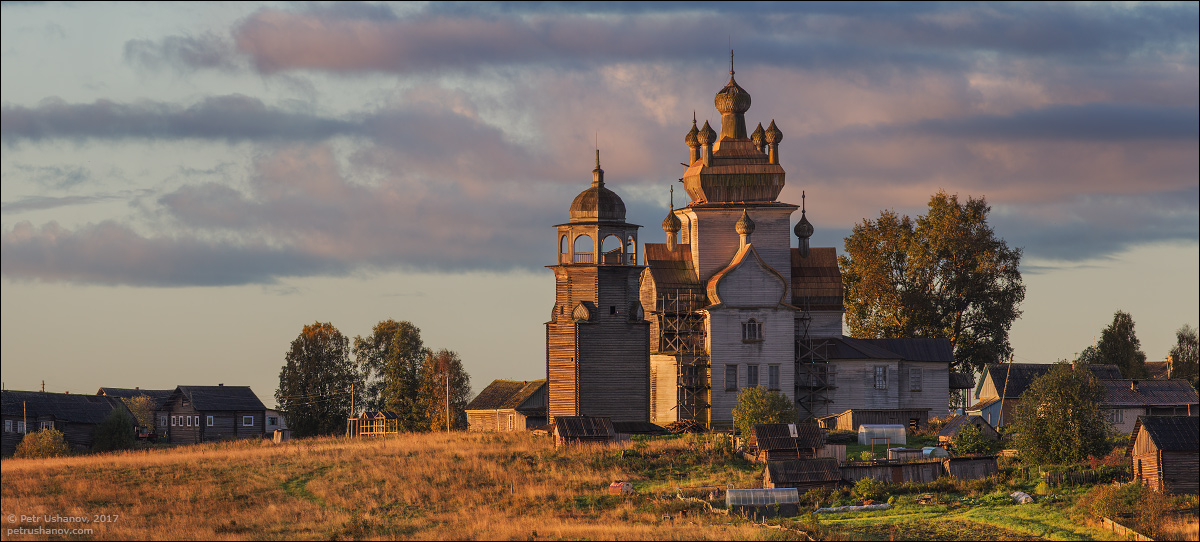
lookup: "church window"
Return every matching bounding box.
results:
[742,319,763,342]
[747,365,759,387]
[874,366,888,390]
[725,365,738,391]
[769,365,780,390]
[573,234,594,263]
[909,368,922,391]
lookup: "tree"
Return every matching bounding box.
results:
[732,387,799,439]
[353,319,428,431]
[15,428,71,458]
[123,395,158,435]
[276,322,362,437]
[416,349,472,431]
[92,408,136,452]
[840,190,1025,375]
[1168,324,1198,385]
[951,423,1001,455]
[1092,311,1148,379]
[1010,363,1110,464]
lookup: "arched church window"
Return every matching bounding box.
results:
[560,235,568,253]
[601,234,623,264]
[742,318,763,342]
[573,234,594,263]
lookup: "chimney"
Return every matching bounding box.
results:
[218,383,224,387]
[135,386,139,390]
[1167,354,1175,378]
[1130,380,1139,392]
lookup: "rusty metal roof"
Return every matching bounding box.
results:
[753,423,824,451]
[1129,415,1199,453]
[465,379,546,411]
[553,416,615,438]
[764,458,842,485]
[1102,379,1199,407]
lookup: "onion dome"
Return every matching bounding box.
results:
[662,208,682,233]
[735,209,755,236]
[794,213,813,239]
[765,119,782,144]
[714,75,752,116]
[750,123,766,149]
[684,115,699,148]
[697,120,717,146]
[569,150,626,222]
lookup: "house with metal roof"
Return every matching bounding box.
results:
[969,363,1123,427]
[1128,415,1199,494]
[2,390,132,455]
[1102,379,1198,433]
[162,385,267,444]
[465,379,546,432]
[937,414,999,445]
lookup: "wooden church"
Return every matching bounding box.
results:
[547,61,952,430]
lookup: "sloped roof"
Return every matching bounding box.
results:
[753,423,823,451]
[938,414,998,439]
[949,372,976,390]
[966,397,1002,412]
[791,247,842,311]
[643,243,705,298]
[97,387,173,409]
[1,390,130,424]
[765,458,842,485]
[982,363,1125,399]
[465,379,546,411]
[1102,379,1199,407]
[1144,361,1171,380]
[361,411,398,420]
[706,243,790,307]
[1088,364,1125,380]
[861,338,955,363]
[173,386,266,412]
[1130,416,1199,453]
[554,416,615,438]
[822,336,906,360]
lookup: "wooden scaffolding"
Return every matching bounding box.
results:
[657,289,710,427]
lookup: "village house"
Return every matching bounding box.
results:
[2,390,132,455]
[465,379,547,432]
[1128,415,1199,494]
[937,414,1000,445]
[1101,379,1198,433]
[96,387,173,437]
[162,385,267,444]
[969,363,1123,427]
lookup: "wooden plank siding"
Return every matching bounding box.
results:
[708,308,796,429]
[683,206,794,285]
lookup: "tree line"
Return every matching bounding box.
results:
[275,320,472,438]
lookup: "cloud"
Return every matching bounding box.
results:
[911,103,1199,142]
[124,33,242,73]
[1,194,116,214]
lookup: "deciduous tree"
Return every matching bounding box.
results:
[354,319,428,431]
[840,191,1025,376]
[1168,324,1198,387]
[122,394,158,435]
[417,349,472,432]
[1093,311,1147,379]
[1011,363,1110,465]
[732,387,798,440]
[276,322,362,437]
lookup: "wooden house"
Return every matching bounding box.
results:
[1101,380,1197,434]
[2,390,132,455]
[969,363,1123,427]
[752,423,823,462]
[938,414,999,445]
[96,387,173,437]
[552,416,617,448]
[465,379,547,432]
[763,458,841,490]
[1128,415,1199,494]
[163,385,266,444]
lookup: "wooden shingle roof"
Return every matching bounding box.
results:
[465,379,546,411]
[643,243,704,297]
[790,247,842,310]
[1,390,130,424]
[1129,416,1199,453]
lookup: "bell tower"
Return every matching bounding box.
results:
[546,151,650,424]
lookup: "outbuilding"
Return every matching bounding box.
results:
[1128,415,1199,494]
[857,424,905,446]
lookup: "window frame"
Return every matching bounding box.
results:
[768,365,781,390]
[40,421,53,431]
[17,421,25,434]
[746,364,760,388]
[909,367,922,391]
[207,415,215,427]
[874,366,888,390]
[725,364,739,391]
[268,416,279,426]
[741,319,763,342]
[242,415,254,427]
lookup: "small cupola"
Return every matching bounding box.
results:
[751,122,766,153]
[662,187,682,250]
[684,113,700,165]
[569,150,626,223]
[795,191,814,258]
[714,50,752,139]
[736,209,755,248]
[698,120,717,166]
[765,120,783,165]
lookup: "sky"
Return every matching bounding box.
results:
[2,2,1197,408]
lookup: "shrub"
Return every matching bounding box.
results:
[852,477,888,502]
[92,408,137,452]
[14,429,71,458]
[731,387,798,439]
[825,430,857,444]
[951,424,1001,455]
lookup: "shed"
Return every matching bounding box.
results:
[819,409,931,432]
[726,488,800,517]
[937,414,999,445]
[763,458,841,490]
[1128,415,1199,494]
[943,456,999,480]
[858,424,905,446]
[752,423,823,462]
[465,379,547,432]
[553,416,616,448]
[839,459,943,484]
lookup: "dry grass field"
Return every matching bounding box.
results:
[1,431,787,541]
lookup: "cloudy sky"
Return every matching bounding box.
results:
[2,2,1197,406]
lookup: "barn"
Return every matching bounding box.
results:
[1128,415,1199,494]
[465,379,547,432]
[552,416,618,448]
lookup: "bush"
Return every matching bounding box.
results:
[951,424,1001,455]
[825,430,857,444]
[731,387,798,439]
[852,477,889,502]
[92,408,136,452]
[14,429,71,458]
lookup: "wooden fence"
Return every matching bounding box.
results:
[1099,517,1152,541]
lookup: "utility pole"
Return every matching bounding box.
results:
[445,372,450,432]
[998,353,1015,427]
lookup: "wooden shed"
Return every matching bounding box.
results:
[839,459,944,484]
[819,408,931,432]
[763,458,841,490]
[553,416,616,448]
[752,423,823,462]
[937,414,999,445]
[465,379,547,432]
[1128,415,1199,494]
[943,456,999,480]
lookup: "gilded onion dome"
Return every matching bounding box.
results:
[569,150,626,222]
[697,120,717,146]
[714,75,752,115]
[735,209,755,236]
[750,122,766,149]
[684,115,699,148]
[765,119,783,144]
[662,208,681,233]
